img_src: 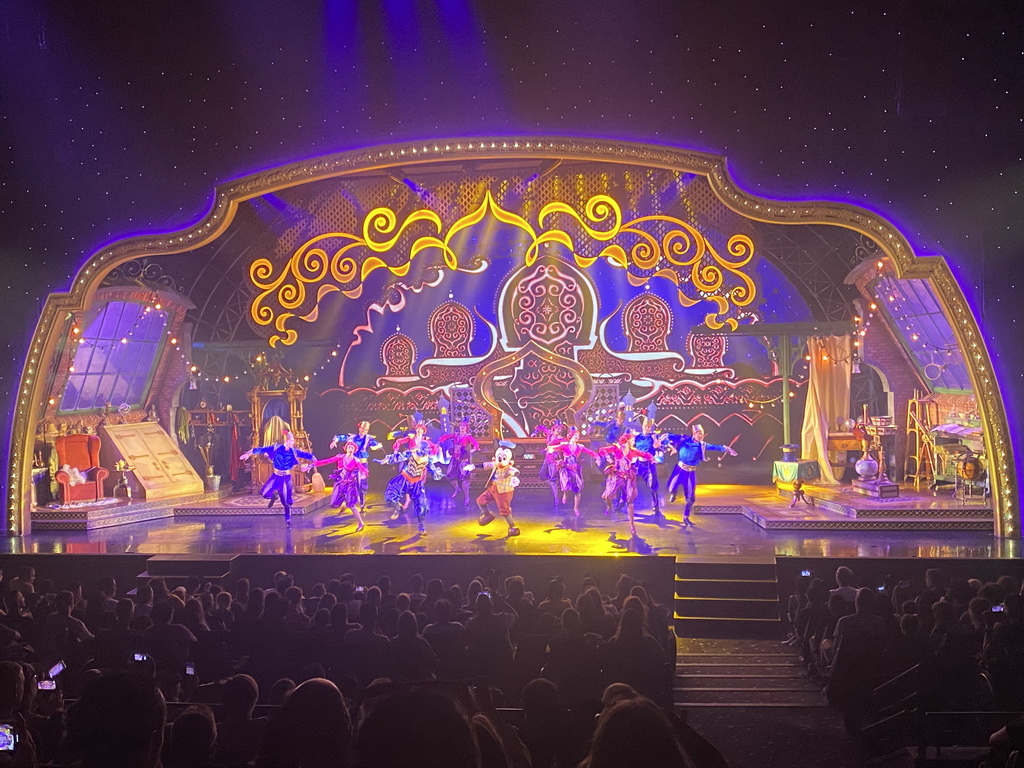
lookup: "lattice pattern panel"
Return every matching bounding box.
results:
[450,387,493,439]
[578,381,622,438]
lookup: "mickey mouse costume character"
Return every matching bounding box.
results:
[467,441,522,537]
[239,428,316,520]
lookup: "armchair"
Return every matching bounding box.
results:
[54,434,110,504]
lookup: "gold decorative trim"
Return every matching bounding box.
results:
[8,137,1016,537]
[248,190,756,347]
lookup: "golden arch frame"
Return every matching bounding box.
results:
[8,137,1017,537]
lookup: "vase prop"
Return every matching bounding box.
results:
[850,404,900,499]
[855,455,879,481]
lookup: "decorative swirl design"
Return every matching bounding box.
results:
[248,190,758,346]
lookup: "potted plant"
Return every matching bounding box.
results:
[197,430,221,492]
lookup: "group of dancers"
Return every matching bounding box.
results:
[240,407,736,538]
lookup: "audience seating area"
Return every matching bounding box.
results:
[782,564,1024,767]
[0,563,721,768]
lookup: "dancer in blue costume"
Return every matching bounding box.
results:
[239,428,316,520]
[665,424,737,527]
[633,416,670,517]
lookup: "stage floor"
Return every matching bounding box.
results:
[9,485,1017,559]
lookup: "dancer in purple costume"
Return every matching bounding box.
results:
[311,440,369,530]
[329,420,382,512]
[439,418,480,505]
[599,433,655,536]
[239,428,315,520]
[546,427,600,517]
[533,421,566,507]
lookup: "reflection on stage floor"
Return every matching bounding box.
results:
[9,485,1016,560]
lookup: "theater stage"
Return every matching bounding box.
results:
[12,484,1012,560]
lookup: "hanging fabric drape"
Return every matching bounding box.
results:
[800,335,852,485]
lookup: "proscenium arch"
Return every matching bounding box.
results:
[8,137,1017,537]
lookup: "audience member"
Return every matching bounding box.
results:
[64,672,166,768]
[259,678,352,768]
[830,566,858,603]
[165,705,217,768]
[214,674,268,768]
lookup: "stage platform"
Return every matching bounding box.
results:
[13,484,1013,560]
[30,490,335,531]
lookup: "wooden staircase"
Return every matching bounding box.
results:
[673,639,826,708]
[674,557,783,639]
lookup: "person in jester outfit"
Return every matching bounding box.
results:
[329,420,382,512]
[311,440,370,531]
[377,439,446,535]
[468,441,522,537]
[239,428,316,520]
[665,423,738,527]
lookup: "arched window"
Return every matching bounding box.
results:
[60,301,166,412]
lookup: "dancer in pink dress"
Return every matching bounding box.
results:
[599,433,655,536]
[311,440,370,531]
[534,421,566,508]
[439,418,480,505]
[546,427,600,517]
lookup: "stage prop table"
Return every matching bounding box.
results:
[772,460,820,485]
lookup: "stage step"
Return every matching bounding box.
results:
[675,597,780,620]
[133,554,239,590]
[145,554,239,576]
[673,640,824,709]
[673,558,783,638]
[740,503,993,531]
[675,577,778,600]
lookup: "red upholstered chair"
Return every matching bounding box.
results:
[55,434,109,504]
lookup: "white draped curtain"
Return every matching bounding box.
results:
[800,335,852,485]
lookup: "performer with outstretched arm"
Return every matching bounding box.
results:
[311,440,370,531]
[547,427,600,518]
[533,421,566,508]
[599,433,655,536]
[666,423,738,527]
[377,439,446,536]
[633,416,670,517]
[390,421,437,455]
[239,428,315,521]
[468,441,522,537]
[440,418,480,505]
[329,420,382,512]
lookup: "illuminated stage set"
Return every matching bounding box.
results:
[6,139,1018,561]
